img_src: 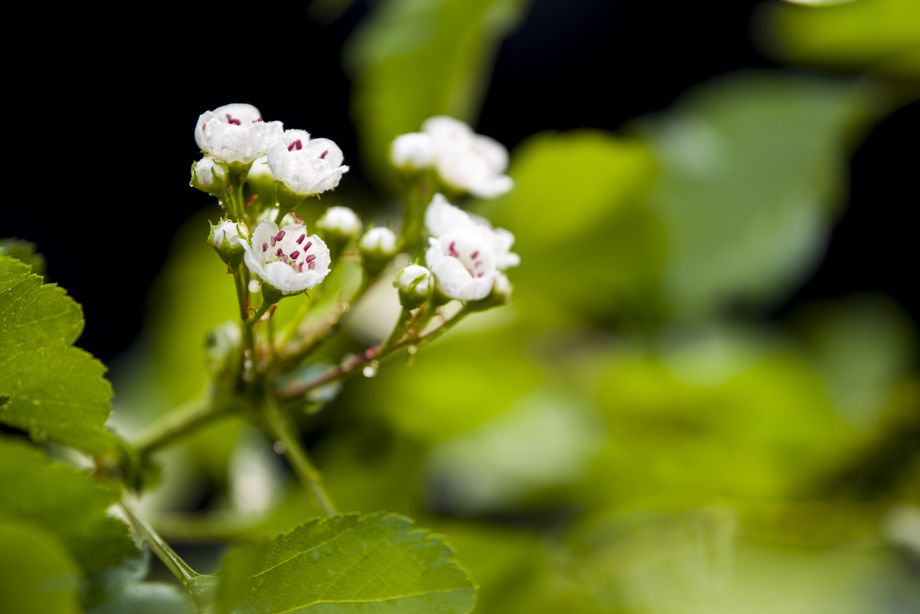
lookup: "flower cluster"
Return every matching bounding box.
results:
[192,102,519,323]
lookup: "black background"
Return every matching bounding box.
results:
[4,0,918,361]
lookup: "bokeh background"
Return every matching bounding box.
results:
[6,0,920,611]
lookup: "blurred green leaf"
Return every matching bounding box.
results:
[347,0,528,185]
[0,256,118,454]
[487,131,664,320]
[760,0,920,78]
[0,520,81,614]
[579,327,856,504]
[88,583,190,614]
[0,238,46,275]
[0,438,138,575]
[642,74,875,319]
[216,513,477,613]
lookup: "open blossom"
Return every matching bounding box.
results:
[195,103,283,165]
[426,234,497,301]
[267,130,349,196]
[392,117,513,198]
[242,220,331,294]
[425,194,519,270]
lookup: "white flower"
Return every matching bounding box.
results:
[195,103,283,165]
[396,116,512,198]
[317,206,363,240]
[242,220,331,294]
[492,272,512,303]
[425,193,519,270]
[210,219,247,249]
[359,227,398,257]
[248,156,274,181]
[193,156,226,189]
[395,264,434,307]
[390,133,436,170]
[426,234,497,301]
[267,129,349,196]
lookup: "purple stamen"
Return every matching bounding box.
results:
[287,139,303,151]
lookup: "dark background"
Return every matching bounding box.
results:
[4,0,917,361]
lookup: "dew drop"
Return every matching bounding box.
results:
[362,361,379,378]
[407,345,417,356]
[272,441,287,455]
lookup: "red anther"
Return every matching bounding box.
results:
[448,241,459,257]
[276,248,283,257]
[225,113,241,125]
[274,230,285,242]
[290,251,300,260]
[304,241,312,251]
[319,150,329,160]
[292,213,304,223]
[296,234,305,244]
[287,139,303,151]
[262,243,268,252]
[254,117,264,123]
[245,194,258,207]
[308,262,316,270]
[297,262,304,272]
[471,250,479,259]
[306,254,316,263]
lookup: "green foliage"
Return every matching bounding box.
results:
[0,438,138,574]
[0,238,46,274]
[0,256,118,454]
[0,520,82,614]
[216,513,477,613]
[760,0,920,78]
[347,0,528,184]
[642,74,876,319]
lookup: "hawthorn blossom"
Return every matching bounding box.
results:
[317,206,363,241]
[425,234,497,301]
[242,220,331,294]
[425,194,519,270]
[195,103,283,165]
[391,117,513,198]
[192,156,226,191]
[267,130,349,197]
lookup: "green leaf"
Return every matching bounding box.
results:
[760,0,920,78]
[88,583,190,614]
[0,238,46,275]
[0,438,138,574]
[641,74,876,319]
[487,131,662,320]
[0,520,82,614]
[347,0,528,185]
[216,513,477,613]
[0,256,118,453]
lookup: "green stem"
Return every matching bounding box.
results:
[245,300,273,327]
[134,397,237,456]
[263,400,337,517]
[120,500,215,609]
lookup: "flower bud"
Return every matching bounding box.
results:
[359,227,398,277]
[191,157,228,196]
[209,219,247,266]
[394,264,434,309]
[390,133,435,171]
[316,206,363,247]
[244,156,277,212]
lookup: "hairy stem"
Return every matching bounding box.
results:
[263,400,337,516]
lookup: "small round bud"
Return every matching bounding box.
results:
[391,133,435,171]
[191,157,228,196]
[359,227,399,277]
[317,206,363,244]
[209,219,247,266]
[394,264,434,309]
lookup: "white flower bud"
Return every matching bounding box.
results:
[191,157,228,196]
[390,132,436,171]
[195,103,283,166]
[267,129,349,199]
[359,227,398,258]
[242,220,331,295]
[394,264,434,308]
[209,219,248,265]
[316,206,363,242]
